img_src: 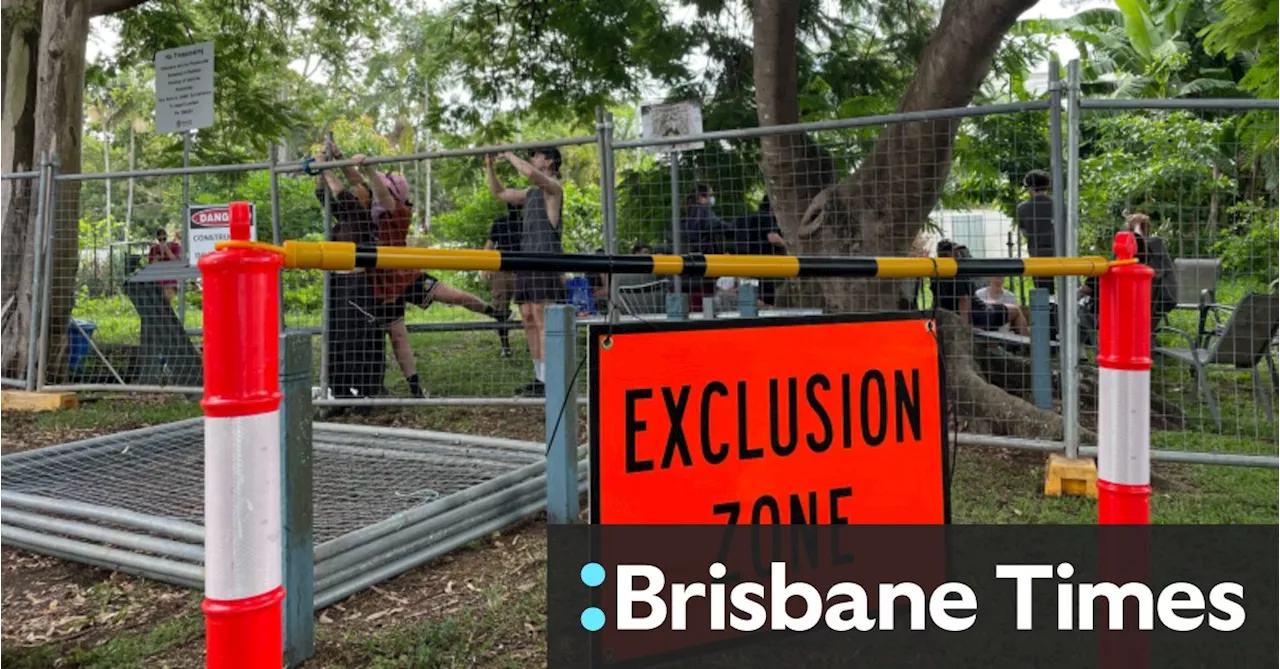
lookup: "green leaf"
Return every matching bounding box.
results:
[1115,0,1156,61]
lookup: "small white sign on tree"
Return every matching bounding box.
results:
[640,100,705,153]
[154,42,215,134]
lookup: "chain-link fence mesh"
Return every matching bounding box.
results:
[44,168,277,390]
[1,171,45,389]
[612,106,1067,443]
[296,143,599,403]
[1077,106,1279,459]
[9,94,1277,465]
[0,419,540,544]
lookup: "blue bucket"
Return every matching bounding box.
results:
[566,277,596,316]
[69,319,97,375]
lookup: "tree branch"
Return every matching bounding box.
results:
[88,0,148,17]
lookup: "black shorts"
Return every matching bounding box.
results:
[514,271,565,305]
[972,303,1010,331]
[758,278,779,306]
[375,273,439,324]
[402,273,440,307]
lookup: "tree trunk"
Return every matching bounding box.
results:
[1,0,43,379]
[755,0,1072,440]
[31,0,92,384]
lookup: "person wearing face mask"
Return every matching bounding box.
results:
[678,183,732,310]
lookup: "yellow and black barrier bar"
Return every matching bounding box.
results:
[219,240,1119,279]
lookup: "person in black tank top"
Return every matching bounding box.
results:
[485,147,566,397]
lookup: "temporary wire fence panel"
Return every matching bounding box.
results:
[0,420,547,596]
[612,105,1068,455]
[293,146,602,403]
[1076,105,1279,462]
[8,93,1276,466]
[1,170,45,389]
[45,169,277,391]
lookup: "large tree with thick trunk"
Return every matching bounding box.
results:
[2,0,147,381]
[753,0,1081,440]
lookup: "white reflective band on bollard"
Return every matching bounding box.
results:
[204,411,282,600]
[1096,369,1151,487]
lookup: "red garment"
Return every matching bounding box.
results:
[148,241,181,263]
[370,203,418,302]
[148,241,182,287]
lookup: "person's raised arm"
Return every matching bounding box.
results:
[320,169,345,198]
[354,155,398,214]
[325,137,365,188]
[486,155,528,205]
[501,152,563,199]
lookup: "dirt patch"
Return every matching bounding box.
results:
[0,548,198,655]
[0,411,124,455]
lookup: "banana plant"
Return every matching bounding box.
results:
[1026,0,1239,98]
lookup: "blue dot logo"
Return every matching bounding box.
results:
[580,562,606,587]
[581,607,606,631]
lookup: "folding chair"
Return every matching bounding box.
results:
[614,279,671,317]
[1154,291,1279,429]
[1171,257,1229,347]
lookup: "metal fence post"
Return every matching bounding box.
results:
[669,154,684,305]
[597,108,620,323]
[279,332,314,666]
[1048,55,1066,343]
[36,157,60,391]
[319,173,332,396]
[25,153,50,390]
[270,149,285,329]
[178,131,192,329]
[544,305,579,524]
[1030,288,1052,410]
[739,281,759,318]
[1062,60,1083,460]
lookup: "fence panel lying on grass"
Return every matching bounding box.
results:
[0,419,586,608]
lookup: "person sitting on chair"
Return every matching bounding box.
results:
[932,240,1029,336]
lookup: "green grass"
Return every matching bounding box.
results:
[330,572,547,669]
[22,394,202,433]
[950,445,1278,524]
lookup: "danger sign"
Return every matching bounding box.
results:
[589,313,948,525]
[187,203,256,267]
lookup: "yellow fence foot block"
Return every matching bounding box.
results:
[1,390,78,412]
[1043,454,1099,499]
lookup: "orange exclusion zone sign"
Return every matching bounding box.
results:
[589,314,948,526]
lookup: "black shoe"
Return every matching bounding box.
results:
[407,374,427,398]
[501,347,513,358]
[515,381,545,397]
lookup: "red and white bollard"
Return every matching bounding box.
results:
[1096,230,1154,524]
[1096,230,1153,667]
[199,202,284,669]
